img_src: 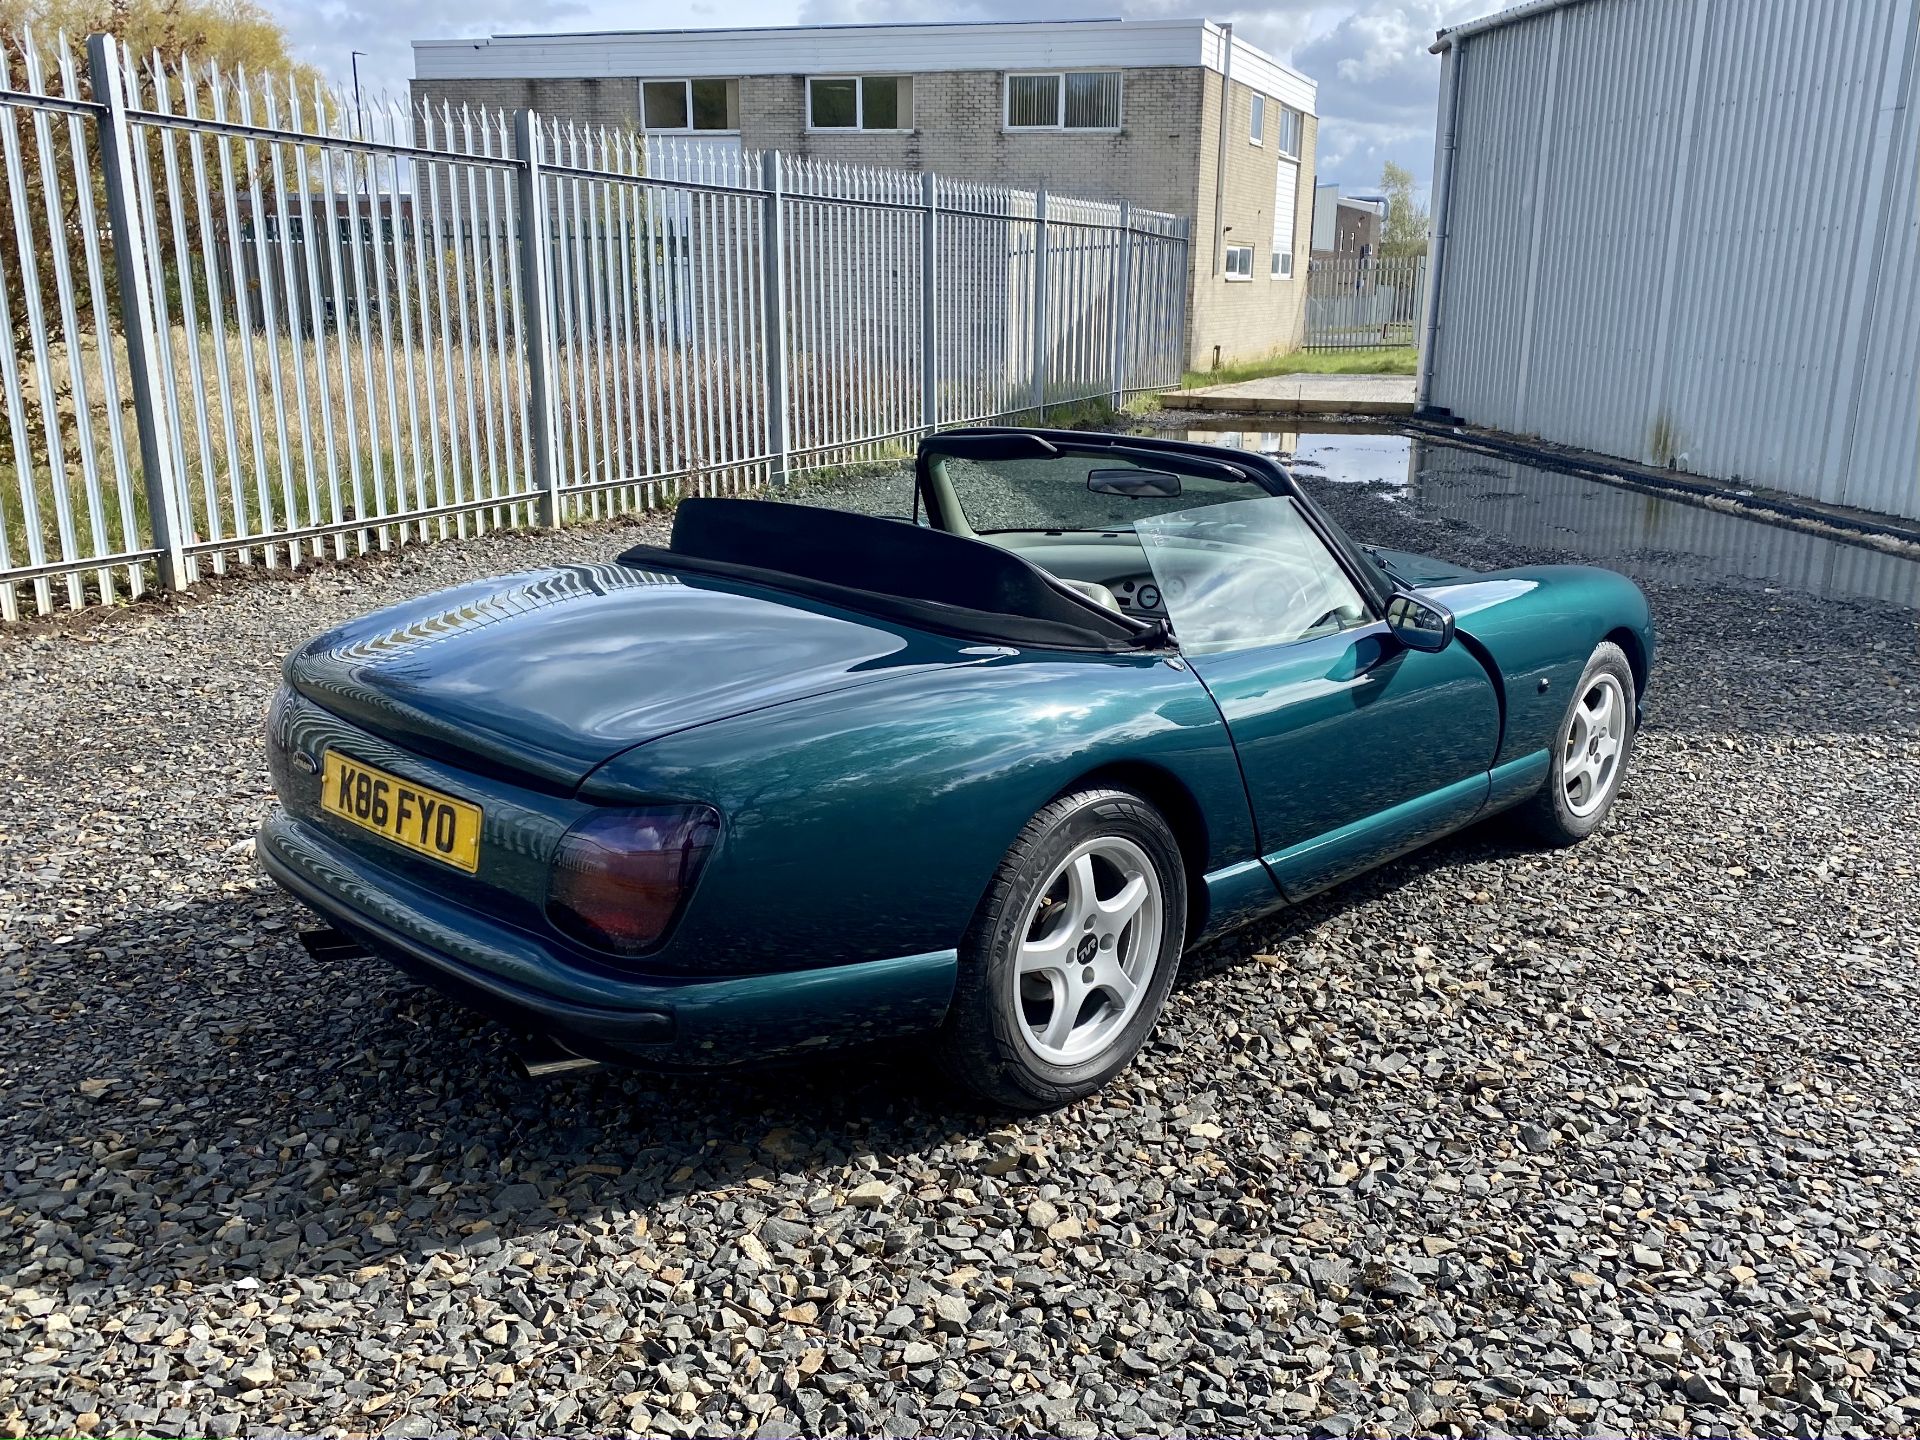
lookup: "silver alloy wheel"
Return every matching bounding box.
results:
[1013,836,1164,1066]
[1563,671,1627,817]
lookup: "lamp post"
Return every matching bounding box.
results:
[350,50,367,140]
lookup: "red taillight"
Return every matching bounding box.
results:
[546,805,720,956]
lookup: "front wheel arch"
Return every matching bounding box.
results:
[1606,625,1650,703]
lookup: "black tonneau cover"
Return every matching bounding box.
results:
[616,498,1160,653]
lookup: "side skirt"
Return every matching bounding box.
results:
[1195,857,1287,943]
[1265,771,1491,902]
[1485,749,1552,813]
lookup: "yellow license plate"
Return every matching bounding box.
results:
[320,751,482,873]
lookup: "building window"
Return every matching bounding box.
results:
[1275,105,1303,159]
[1005,71,1122,130]
[642,78,734,132]
[1271,156,1298,279]
[1250,93,1265,146]
[864,76,905,129]
[808,75,912,131]
[1225,244,1254,281]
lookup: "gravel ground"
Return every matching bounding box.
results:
[3,454,1920,1439]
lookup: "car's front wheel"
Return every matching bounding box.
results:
[1521,640,1637,845]
[937,788,1186,1111]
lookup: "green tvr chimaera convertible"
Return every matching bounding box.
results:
[259,428,1653,1109]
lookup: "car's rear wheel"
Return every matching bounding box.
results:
[936,788,1186,1111]
[1520,640,1636,845]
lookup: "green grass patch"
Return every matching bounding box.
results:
[1179,346,1418,390]
[1019,392,1162,431]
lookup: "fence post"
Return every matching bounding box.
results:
[514,110,562,527]
[919,171,938,435]
[1030,187,1048,420]
[761,152,791,489]
[1109,200,1132,409]
[87,33,187,592]
[1177,216,1193,381]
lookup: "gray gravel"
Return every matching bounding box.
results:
[3,453,1920,1439]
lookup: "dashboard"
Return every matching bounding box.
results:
[980,531,1168,618]
[1106,575,1164,617]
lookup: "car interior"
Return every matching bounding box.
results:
[915,440,1273,620]
[632,496,1162,654]
[635,433,1385,657]
[967,533,1148,616]
[915,433,1386,655]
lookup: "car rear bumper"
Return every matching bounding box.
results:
[257,810,958,1066]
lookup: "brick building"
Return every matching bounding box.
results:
[1311,186,1384,262]
[411,18,1318,370]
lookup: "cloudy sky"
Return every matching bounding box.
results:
[268,0,1485,198]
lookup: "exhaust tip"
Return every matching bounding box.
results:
[513,1033,603,1079]
[299,926,369,962]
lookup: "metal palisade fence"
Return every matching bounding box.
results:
[0,31,1191,620]
[1306,254,1427,350]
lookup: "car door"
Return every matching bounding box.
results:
[1137,498,1501,901]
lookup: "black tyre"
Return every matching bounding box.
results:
[936,788,1187,1111]
[1520,640,1636,846]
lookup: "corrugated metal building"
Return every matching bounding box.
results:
[1417,0,1920,522]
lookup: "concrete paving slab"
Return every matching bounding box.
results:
[1159,373,1417,415]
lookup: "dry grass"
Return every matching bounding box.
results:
[1,315,949,616]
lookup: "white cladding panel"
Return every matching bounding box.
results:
[1427,0,1920,521]
[1198,26,1319,113]
[1272,159,1298,263]
[415,19,1317,113]
[1312,182,1338,252]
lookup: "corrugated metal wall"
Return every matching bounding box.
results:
[1424,0,1920,522]
[1847,29,1920,514]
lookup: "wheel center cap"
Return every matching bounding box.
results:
[1075,934,1099,965]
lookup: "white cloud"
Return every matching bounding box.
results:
[1291,0,1482,196]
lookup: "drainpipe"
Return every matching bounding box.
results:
[1415,35,1460,410]
[1211,21,1233,277]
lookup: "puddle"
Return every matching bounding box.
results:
[1192,425,1920,611]
[1191,423,1414,492]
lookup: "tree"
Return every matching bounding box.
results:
[0,0,311,76]
[1378,161,1431,259]
[0,0,321,473]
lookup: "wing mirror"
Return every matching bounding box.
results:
[1088,468,1182,498]
[1385,590,1456,652]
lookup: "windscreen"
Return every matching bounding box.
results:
[930,449,1269,533]
[1135,496,1372,655]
